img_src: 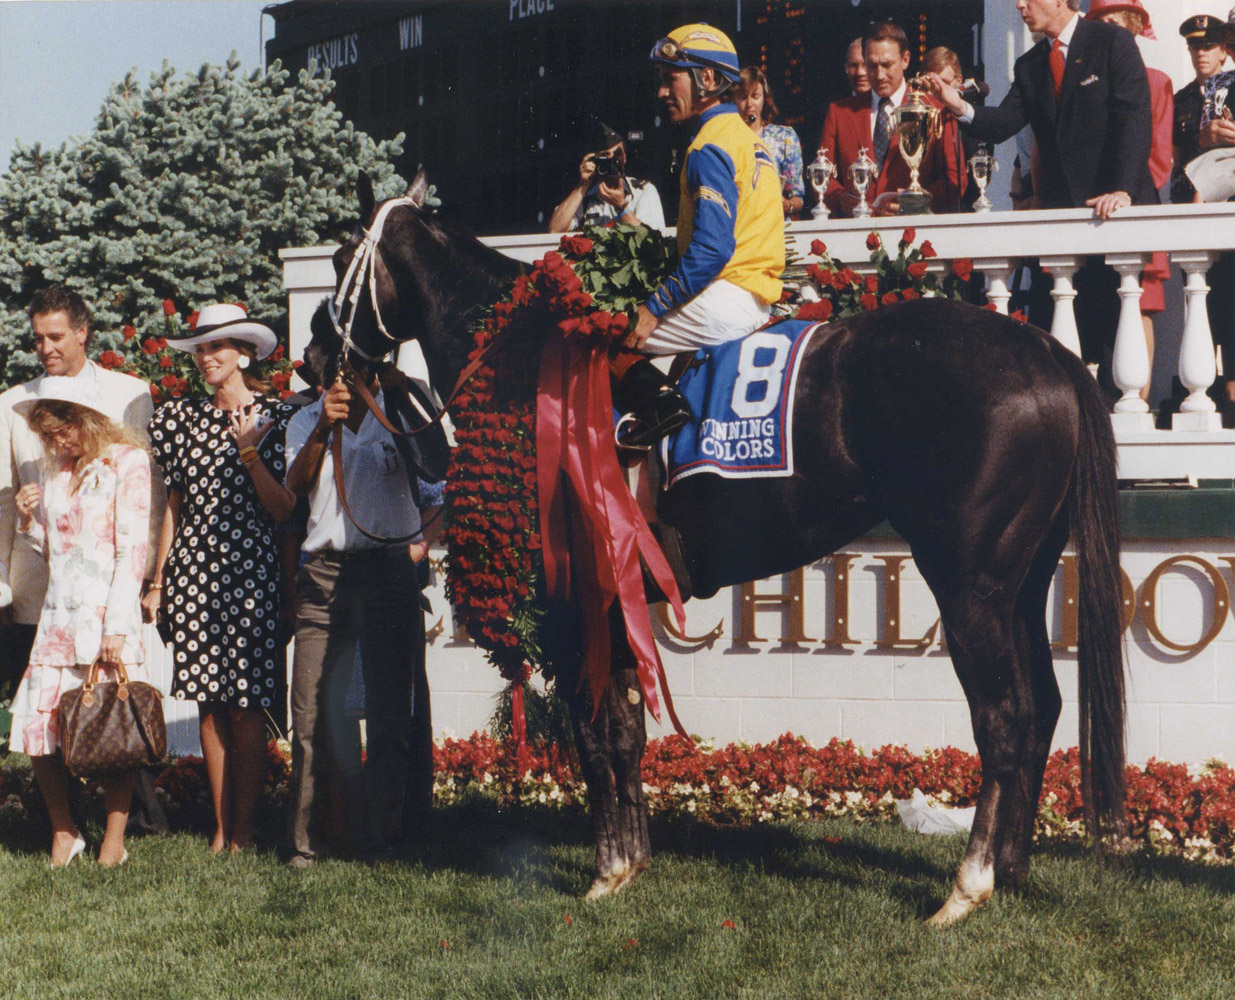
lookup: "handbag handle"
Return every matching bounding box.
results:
[83,655,131,691]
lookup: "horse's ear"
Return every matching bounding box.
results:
[357,171,376,221]
[405,170,430,209]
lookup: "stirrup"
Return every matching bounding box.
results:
[614,413,652,452]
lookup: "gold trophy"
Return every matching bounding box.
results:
[893,80,944,216]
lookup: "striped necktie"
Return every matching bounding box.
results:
[872,96,892,172]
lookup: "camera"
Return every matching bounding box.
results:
[592,152,624,181]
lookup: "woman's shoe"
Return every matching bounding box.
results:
[98,849,128,868]
[50,834,87,868]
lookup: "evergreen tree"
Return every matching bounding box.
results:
[0,56,405,384]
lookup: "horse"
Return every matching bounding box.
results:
[314,172,1125,926]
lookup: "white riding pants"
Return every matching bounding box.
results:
[643,279,771,356]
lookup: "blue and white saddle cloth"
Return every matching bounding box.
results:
[661,319,821,487]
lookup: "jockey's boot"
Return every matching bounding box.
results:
[612,359,692,450]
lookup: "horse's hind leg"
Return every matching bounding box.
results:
[925,588,1037,926]
[995,519,1068,889]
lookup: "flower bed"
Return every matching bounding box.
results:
[2,735,1229,862]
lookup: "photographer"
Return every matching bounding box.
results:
[548,120,665,233]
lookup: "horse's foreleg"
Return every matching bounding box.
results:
[561,672,623,900]
[607,654,651,892]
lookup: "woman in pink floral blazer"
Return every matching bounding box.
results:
[8,376,151,866]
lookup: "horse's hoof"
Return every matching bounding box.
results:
[584,874,623,901]
[927,858,993,926]
[611,855,650,894]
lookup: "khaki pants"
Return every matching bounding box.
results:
[285,549,423,860]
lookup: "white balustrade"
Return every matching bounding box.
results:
[1037,255,1081,357]
[280,203,1235,481]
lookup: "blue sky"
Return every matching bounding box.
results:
[0,0,271,166]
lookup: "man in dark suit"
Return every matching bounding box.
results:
[819,21,966,218]
[924,0,1154,377]
[925,0,1154,214]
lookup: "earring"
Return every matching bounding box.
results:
[238,356,250,369]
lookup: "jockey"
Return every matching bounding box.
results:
[614,23,786,448]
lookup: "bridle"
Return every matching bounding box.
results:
[328,195,420,367]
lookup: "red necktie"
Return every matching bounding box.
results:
[1050,39,1065,102]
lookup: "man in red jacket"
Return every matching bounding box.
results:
[819,21,967,217]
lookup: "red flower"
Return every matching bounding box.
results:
[187,311,200,330]
[99,350,123,370]
[142,338,161,355]
[162,299,176,316]
[564,913,573,926]
[861,293,878,311]
[901,287,921,300]
[952,257,973,281]
[721,919,736,930]
[1011,309,1028,322]
[881,290,899,306]
[810,239,827,256]
[121,324,137,341]
[865,232,881,251]
[796,299,833,322]
[901,227,915,245]
[907,261,928,279]
[559,235,594,257]
[159,374,180,389]
[983,302,999,311]
[270,344,285,362]
[864,274,879,294]
[920,240,938,259]
[625,939,638,949]
[234,303,247,313]
[158,356,173,369]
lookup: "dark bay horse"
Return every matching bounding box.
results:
[318,173,1125,926]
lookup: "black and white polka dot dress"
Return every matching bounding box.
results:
[149,395,295,709]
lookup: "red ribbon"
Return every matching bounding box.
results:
[536,331,688,734]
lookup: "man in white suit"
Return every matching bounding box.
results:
[0,287,167,830]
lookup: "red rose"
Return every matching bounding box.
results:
[158,356,173,369]
[901,227,915,245]
[99,350,123,370]
[952,257,973,281]
[187,311,200,330]
[901,287,920,300]
[881,290,899,306]
[861,293,878,311]
[810,239,827,256]
[162,299,176,316]
[159,374,179,389]
[122,324,137,341]
[907,261,928,279]
[865,232,881,251]
[920,240,938,259]
[292,359,304,369]
[864,274,879,294]
[270,344,285,362]
[1011,309,1028,322]
[796,299,833,322]
[983,302,999,311]
[142,338,161,355]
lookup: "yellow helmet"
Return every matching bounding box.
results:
[650,23,741,93]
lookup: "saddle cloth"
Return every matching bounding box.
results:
[660,318,820,488]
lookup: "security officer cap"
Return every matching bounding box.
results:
[1180,14,1228,44]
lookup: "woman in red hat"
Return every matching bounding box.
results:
[1088,0,1173,400]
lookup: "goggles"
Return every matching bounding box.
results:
[650,37,736,79]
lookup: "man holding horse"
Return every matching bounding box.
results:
[614,23,785,448]
[282,369,441,867]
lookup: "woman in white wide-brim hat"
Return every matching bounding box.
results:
[10,376,152,866]
[144,303,296,853]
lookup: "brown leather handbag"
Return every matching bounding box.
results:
[57,659,167,778]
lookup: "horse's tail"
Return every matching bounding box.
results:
[1056,344,1127,839]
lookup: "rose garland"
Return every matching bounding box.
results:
[444,224,673,682]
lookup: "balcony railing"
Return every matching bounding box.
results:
[280,202,1235,482]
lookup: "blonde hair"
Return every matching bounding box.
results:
[27,400,144,492]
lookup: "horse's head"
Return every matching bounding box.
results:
[329,170,521,396]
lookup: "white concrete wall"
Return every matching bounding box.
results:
[426,538,1235,764]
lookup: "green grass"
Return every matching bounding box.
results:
[0,802,1232,1000]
